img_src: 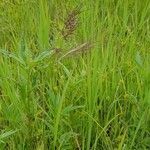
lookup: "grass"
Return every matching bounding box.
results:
[0,0,150,149]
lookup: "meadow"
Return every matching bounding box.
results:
[0,0,150,149]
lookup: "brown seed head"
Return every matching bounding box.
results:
[62,6,81,39]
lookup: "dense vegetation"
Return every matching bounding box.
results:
[0,0,150,149]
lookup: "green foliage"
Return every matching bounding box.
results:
[0,0,150,149]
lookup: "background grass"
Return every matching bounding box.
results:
[0,0,150,149]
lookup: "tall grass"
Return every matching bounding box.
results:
[0,0,150,149]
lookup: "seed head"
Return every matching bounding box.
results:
[62,6,81,39]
